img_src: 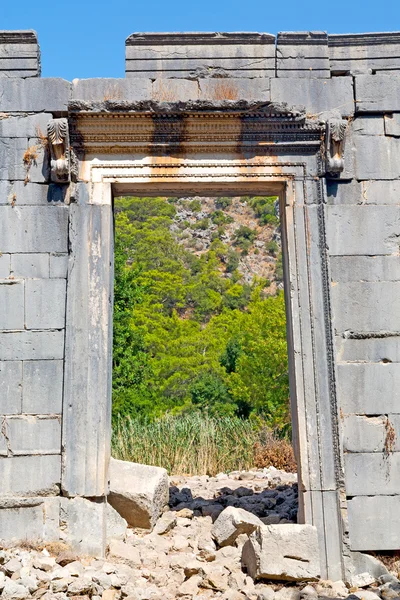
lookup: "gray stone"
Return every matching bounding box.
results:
[335,334,400,364]
[0,455,61,496]
[199,78,270,102]
[212,506,263,547]
[0,181,49,206]
[107,539,141,566]
[331,256,400,283]
[23,360,64,414]
[355,74,400,112]
[60,497,106,557]
[327,205,400,256]
[0,331,65,361]
[276,32,330,78]
[349,497,400,549]
[384,114,400,137]
[338,364,400,414]
[242,524,320,581]
[153,512,177,535]
[354,134,400,180]
[345,453,400,496]
[329,33,400,75]
[352,116,385,136]
[0,78,70,112]
[270,77,354,116]
[0,281,24,330]
[152,79,198,102]
[25,278,66,329]
[0,206,68,253]
[71,78,152,102]
[0,361,22,414]
[2,579,29,599]
[0,253,10,277]
[0,137,28,180]
[5,416,61,455]
[342,415,387,453]
[0,114,50,138]
[327,179,400,206]
[27,140,50,184]
[49,254,68,278]
[106,503,127,541]
[11,253,49,278]
[108,458,169,529]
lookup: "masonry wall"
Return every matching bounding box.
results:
[1,27,400,568]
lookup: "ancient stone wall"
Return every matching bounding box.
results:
[1,29,400,579]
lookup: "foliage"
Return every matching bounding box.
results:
[112,196,289,429]
[249,196,279,226]
[112,413,296,476]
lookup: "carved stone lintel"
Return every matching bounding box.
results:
[325,118,347,176]
[48,118,77,183]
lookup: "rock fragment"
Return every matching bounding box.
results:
[212,506,263,547]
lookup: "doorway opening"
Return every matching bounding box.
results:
[110,192,296,481]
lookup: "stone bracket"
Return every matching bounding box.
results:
[325,118,347,176]
[47,118,78,183]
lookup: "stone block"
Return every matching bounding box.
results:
[152,78,199,102]
[0,114,50,138]
[337,363,400,414]
[270,77,354,116]
[0,206,68,253]
[0,253,10,277]
[0,497,60,545]
[0,455,61,496]
[27,142,50,184]
[212,506,263,547]
[345,453,400,496]
[199,78,270,102]
[342,415,387,452]
[332,282,400,332]
[106,503,127,542]
[347,496,400,550]
[0,137,28,180]
[0,330,64,361]
[328,179,400,206]
[22,359,63,414]
[0,361,22,415]
[0,280,24,330]
[108,458,169,529]
[354,134,400,180]
[49,254,68,278]
[25,279,66,329]
[5,416,61,455]
[242,524,320,581]
[384,114,400,137]
[335,334,400,364]
[0,432,7,456]
[326,205,400,255]
[0,78,70,112]
[352,116,385,136]
[71,78,152,102]
[60,497,106,557]
[331,256,400,283]
[0,181,50,206]
[355,74,400,112]
[329,33,400,75]
[11,253,49,278]
[276,32,330,78]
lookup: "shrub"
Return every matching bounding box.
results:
[216,197,232,209]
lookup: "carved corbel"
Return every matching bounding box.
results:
[325,118,347,176]
[47,118,77,183]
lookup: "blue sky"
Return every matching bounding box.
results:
[3,0,397,80]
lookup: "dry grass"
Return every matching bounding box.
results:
[23,144,39,185]
[112,413,296,476]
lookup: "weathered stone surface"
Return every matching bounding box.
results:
[348,496,400,550]
[345,453,400,496]
[354,134,400,180]
[72,78,152,102]
[329,32,400,75]
[384,113,400,137]
[327,205,400,256]
[242,524,320,581]
[11,253,49,278]
[0,181,50,206]
[0,361,22,415]
[0,206,68,253]
[199,78,270,102]
[0,114,50,138]
[270,77,354,116]
[331,256,400,283]
[0,330,65,361]
[25,278,66,329]
[276,32,330,78]
[23,360,63,414]
[108,458,169,529]
[212,507,263,547]
[107,539,141,566]
[106,503,127,542]
[355,74,400,112]
[152,78,198,102]
[0,137,27,180]
[0,455,61,496]
[337,364,400,414]
[335,334,400,364]
[49,254,68,278]
[0,281,24,330]
[4,416,61,455]
[327,179,400,206]
[60,497,106,557]
[342,415,387,453]
[0,253,10,277]
[0,78,70,112]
